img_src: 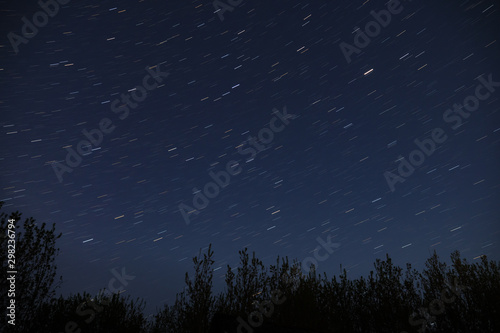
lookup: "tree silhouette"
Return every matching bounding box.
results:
[0,201,62,332]
[1,204,499,332]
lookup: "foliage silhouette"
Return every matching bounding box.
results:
[1,204,499,332]
[0,202,62,332]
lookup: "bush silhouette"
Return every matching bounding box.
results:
[0,202,62,332]
[1,204,499,332]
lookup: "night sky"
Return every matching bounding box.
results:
[1,0,499,315]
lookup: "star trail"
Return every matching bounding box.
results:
[1,0,499,314]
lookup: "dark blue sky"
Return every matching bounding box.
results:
[1,0,499,315]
